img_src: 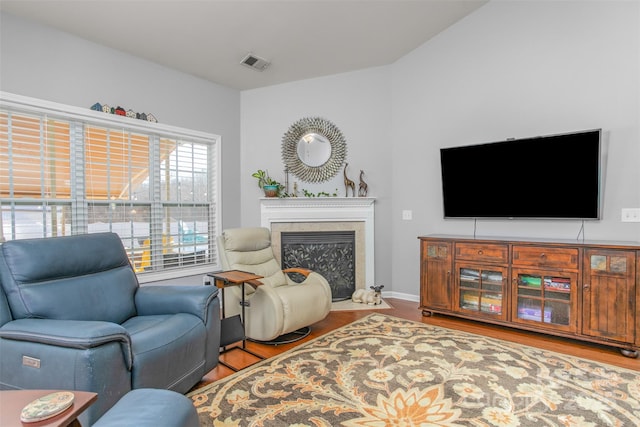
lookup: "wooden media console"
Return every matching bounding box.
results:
[419,235,640,357]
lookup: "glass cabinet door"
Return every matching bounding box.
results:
[512,269,577,332]
[456,264,507,320]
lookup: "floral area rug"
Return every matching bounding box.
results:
[188,314,640,426]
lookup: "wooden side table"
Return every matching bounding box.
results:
[206,270,265,370]
[0,390,97,427]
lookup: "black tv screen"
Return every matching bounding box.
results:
[440,129,602,220]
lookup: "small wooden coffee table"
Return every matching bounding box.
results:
[0,389,97,427]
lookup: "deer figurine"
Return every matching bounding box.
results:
[344,163,356,197]
[358,170,368,197]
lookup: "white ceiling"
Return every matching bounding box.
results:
[1,0,487,90]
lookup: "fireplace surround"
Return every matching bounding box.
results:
[260,197,375,293]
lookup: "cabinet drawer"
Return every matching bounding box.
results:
[455,242,508,263]
[512,245,578,269]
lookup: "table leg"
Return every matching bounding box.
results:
[218,280,264,371]
[241,282,246,350]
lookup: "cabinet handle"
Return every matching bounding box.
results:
[583,283,590,290]
[478,250,483,255]
[540,253,547,259]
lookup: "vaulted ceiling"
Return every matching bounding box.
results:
[1,0,487,90]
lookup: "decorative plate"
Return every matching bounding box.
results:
[20,391,75,423]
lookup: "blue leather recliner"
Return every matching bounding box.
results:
[0,233,220,425]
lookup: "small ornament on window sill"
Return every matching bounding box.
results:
[90,102,158,123]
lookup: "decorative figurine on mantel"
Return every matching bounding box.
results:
[358,170,368,197]
[343,163,356,197]
[283,166,289,195]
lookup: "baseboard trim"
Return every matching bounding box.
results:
[381,291,419,303]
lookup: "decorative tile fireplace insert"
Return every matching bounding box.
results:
[261,197,375,297]
[281,230,356,300]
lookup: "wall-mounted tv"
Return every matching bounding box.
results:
[440,129,602,220]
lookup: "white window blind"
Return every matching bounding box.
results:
[0,92,221,280]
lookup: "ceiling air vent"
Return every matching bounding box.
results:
[240,53,270,71]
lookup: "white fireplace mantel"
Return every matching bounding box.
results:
[260,197,375,286]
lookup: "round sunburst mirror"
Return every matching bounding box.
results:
[281,117,347,183]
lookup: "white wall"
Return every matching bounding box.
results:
[391,0,640,297]
[240,67,393,290]
[0,12,243,229]
[242,0,639,299]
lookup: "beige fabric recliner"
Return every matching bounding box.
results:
[216,227,332,342]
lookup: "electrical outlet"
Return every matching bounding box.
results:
[402,210,413,220]
[621,208,640,222]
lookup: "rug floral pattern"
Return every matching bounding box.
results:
[189,314,640,426]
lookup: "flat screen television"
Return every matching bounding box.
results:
[440,129,602,220]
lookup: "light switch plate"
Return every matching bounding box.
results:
[621,208,640,222]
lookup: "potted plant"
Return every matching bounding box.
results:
[252,169,281,197]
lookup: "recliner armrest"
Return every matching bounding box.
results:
[135,285,219,322]
[0,318,133,369]
[283,267,311,277]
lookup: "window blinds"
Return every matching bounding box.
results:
[0,92,221,279]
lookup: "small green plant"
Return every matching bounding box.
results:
[252,169,282,197]
[301,189,339,198]
[251,169,280,189]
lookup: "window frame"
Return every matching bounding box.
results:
[0,91,222,282]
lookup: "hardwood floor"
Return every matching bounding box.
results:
[193,297,639,391]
